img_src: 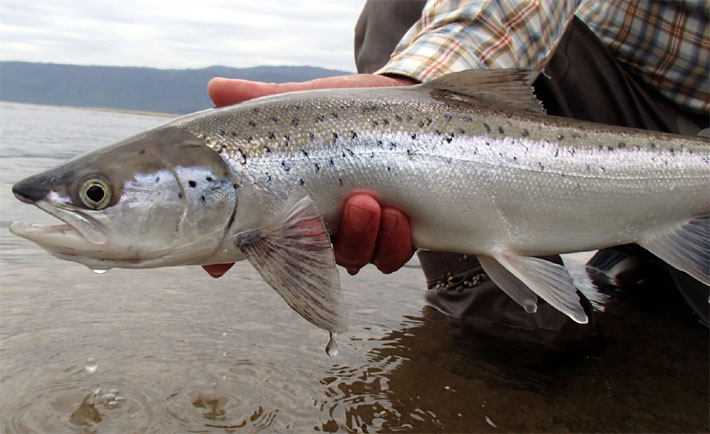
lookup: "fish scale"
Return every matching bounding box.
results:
[9,69,710,335]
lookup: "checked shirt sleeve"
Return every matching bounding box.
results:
[376,0,580,81]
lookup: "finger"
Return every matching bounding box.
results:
[203,263,234,278]
[334,194,381,275]
[373,207,415,274]
[207,74,418,107]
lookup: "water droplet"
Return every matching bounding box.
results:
[325,332,338,358]
[91,383,101,395]
[92,269,108,274]
[85,357,97,374]
[444,385,450,390]
[485,415,497,428]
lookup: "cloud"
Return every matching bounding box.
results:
[0,0,366,71]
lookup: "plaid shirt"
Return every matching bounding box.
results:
[377,0,709,113]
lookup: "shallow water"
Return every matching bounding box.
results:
[0,102,707,432]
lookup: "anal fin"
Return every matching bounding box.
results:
[234,196,348,333]
[638,214,709,285]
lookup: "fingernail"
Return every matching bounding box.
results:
[348,203,374,231]
[347,267,360,276]
[381,209,398,235]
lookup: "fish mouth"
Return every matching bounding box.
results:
[9,194,109,254]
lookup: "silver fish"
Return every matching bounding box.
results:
[10,69,710,333]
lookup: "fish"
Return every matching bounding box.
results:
[9,69,710,334]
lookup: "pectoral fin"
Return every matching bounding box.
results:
[485,254,588,324]
[234,196,348,333]
[638,215,709,285]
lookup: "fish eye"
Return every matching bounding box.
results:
[79,176,112,209]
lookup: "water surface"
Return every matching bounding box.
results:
[1,102,707,432]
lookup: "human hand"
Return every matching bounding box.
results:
[202,74,416,278]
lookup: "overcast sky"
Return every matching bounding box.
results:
[1,0,367,72]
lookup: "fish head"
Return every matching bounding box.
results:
[9,126,238,270]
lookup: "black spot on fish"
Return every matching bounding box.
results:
[265,172,271,182]
[139,149,146,155]
[346,148,355,156]
[301,149,308,157]
[291,118,299,127]
[316,114,325,123]
[370,152,375,159]
[649,142,657,149]
[332,132,338,141]
[418,120,425,127]
[446,134,454,144]
[201,195,206,202]
[539,162,545,171]
[299,178,305,185]
[188,180,197,188]
[586,163,591,172]
[554,149,559,158]
[390,142,397,150]
[458,128,465,134]
[338,178,343,186]
[558,134,565,140]
[571,132,581,139]
[248,120,256,127]
[219,129,226,136]
[372,120,379,127]
[377,140,383,147]
[178,192,183,199]
[483,122,491,133]
[382,119,390,126]
[238,149,247,164]
[329,158,335,166]
[308,132,315,141]
[247,136,254,143]
[522,129,529,137]
[407,115,413,121]
[268,132,276,140]
[206,176,213,182]
[155,176,160,182]
[600,166,606,172]
[314,163,320,172]
[220,145,227,153]
[332,112,339,119]
[395,114,403,122]
[352,131,358,139]
[669,147,676,155]
[411,133,417,139]
[461,116,473,122]
[387,166,391,172]
[618,141,626,149]
[444,114,453,122]
[498,126,505,134]
[272,116,278,123]
[264,145,271,153]
[281,161,290,171]
[284,135,290,145]
[251,108,260,114]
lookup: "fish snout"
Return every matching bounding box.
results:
[12,175,51,204]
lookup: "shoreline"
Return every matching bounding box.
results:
[0,100,179,118]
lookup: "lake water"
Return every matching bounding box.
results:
[0,101,707,432]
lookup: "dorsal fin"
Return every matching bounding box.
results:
[422,69,545,113]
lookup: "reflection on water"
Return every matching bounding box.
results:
[1,102,707,432]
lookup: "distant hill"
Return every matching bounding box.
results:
[0,61,350,114]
